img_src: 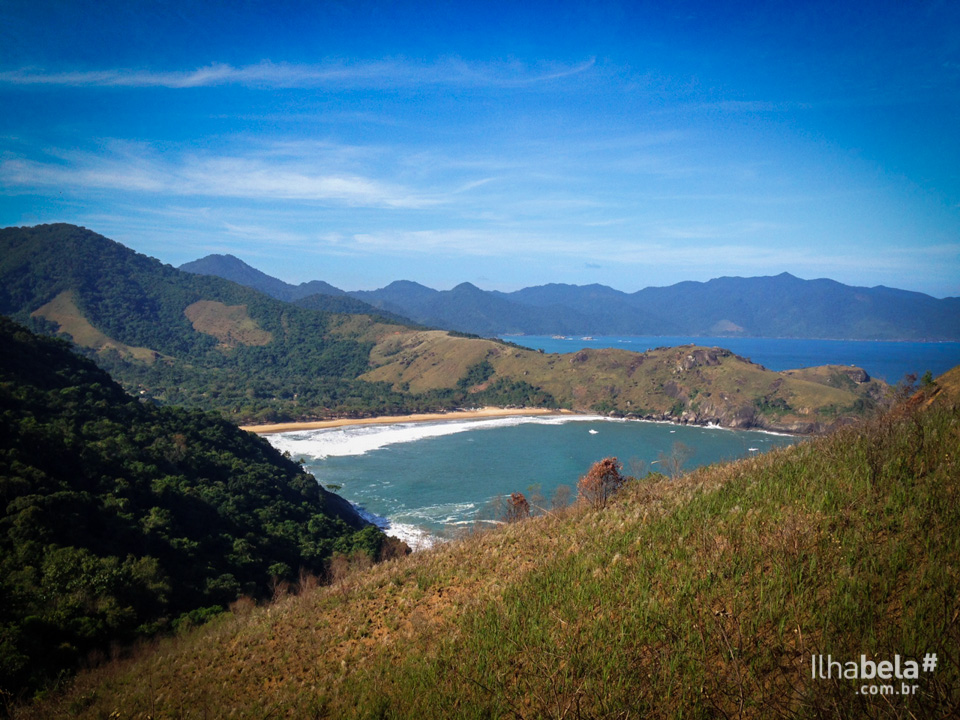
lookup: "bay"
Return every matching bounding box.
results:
[503,335,960,383]
[267,416,797,549]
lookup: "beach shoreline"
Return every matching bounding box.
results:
[240,406,573,435]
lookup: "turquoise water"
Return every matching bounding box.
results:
[267,337,959,547]
[267,415,798,547]
[504,335,960,384]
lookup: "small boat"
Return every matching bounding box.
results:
[588,429,599,435]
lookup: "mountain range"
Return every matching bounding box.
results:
[181,254,960,340]
[1,224,888,433]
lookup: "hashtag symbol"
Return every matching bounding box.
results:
[923,653,938,672]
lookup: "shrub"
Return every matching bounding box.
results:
[577,457,626,509]
[504,492,531,522]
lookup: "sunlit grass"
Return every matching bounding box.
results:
[17,392,960,719]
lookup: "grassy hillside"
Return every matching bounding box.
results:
[0,225,540,423]
[0,318,391,701]
[359,330,886,433]
[0,224,397,421]
[19,374,959,718]
[1,225,884,432]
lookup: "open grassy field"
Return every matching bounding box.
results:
[15,374,959,719]
[30,291,162,363]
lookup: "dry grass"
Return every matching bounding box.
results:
[363,331,882,432]
[30,291,161,363]
[183,300,273,347]
[363,330,502,392]
[16,392,960,719]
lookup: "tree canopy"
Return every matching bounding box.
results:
[0,316,383,697]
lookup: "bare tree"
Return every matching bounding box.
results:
[505,491,531,522]
[658,441,693,479]
[577,457,626,509]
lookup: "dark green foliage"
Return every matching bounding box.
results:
[754,395,792,417]
[450,360,557,407]
[457,360,496,389]
[469,377,558,407]
[0,317,380,698]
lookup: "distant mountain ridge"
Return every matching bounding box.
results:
[180,254,345,301]
[179,254,415,324]
[182,255,960,340]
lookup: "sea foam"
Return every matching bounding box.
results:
[267,414,606,460]
[352,505,438,551]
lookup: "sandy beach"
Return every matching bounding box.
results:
[240,406,572,435]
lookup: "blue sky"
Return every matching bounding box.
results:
[1,0,958,296]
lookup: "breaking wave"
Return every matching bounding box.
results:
[267,414,607,461]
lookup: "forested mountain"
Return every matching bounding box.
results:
[291,292,418,325]
[351,281,601,335]
[2,225,887,431]
[177,255,417,326]
[358,273,960,339]
[1,225,562,422]
[180,253,346,301]
[0,224,466,423]
[0,317,389,697]
[183,252,960,340]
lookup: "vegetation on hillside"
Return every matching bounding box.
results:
[363,335,887,433]
[0,225,559,424]
[18,372,959,718]
[0,318,394,701]
[1,225,890,432]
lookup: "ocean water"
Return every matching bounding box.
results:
[267,415,797,548]
[267,337,958,548]
[504,335,960,384]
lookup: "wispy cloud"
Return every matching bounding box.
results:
[0,143,436,209]
[0,58,597,90]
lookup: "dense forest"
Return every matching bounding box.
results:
[0,317,394,699]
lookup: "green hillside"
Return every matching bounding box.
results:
[0,225,387,420]
[0,318,392,699]
[0,225,560,423]
[360,331,887,433]
[18,375,960,718]
[0,225,886,432]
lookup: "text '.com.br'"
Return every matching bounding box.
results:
[812,653,937,696]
